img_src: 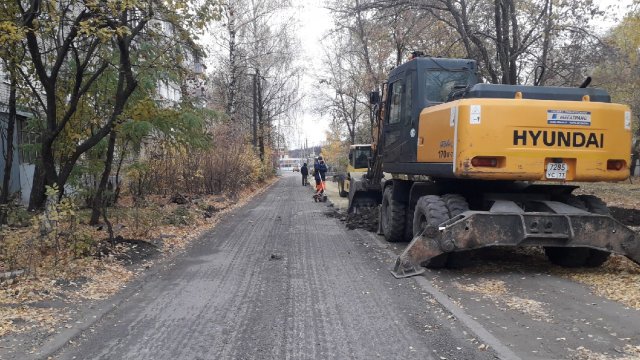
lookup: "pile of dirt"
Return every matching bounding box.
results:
[344,206,379,233]
[609,206,640,227]
[98,237,161,267]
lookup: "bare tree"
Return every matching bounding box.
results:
[209,0,302,162]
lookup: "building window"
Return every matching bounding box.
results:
[18,117,39,164]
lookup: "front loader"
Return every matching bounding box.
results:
[347,54,640,278]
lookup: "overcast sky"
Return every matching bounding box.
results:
[290,0,634,149]
[291,0,332,149]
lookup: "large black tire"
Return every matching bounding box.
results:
[412,195,450,268]
[403,206,414,241]
[412,195,448,236]
[545,247,592,267]
[441,194,470,267]
[579,195,610,215]
[545,194,611,267]
[561,194,588,211]
[579,195,612,267]
[381,187,406,243]
[584,250,611,267]
[441,194,469,218]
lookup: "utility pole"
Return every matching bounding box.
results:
[257,69,264,162]
[252,71,257,150]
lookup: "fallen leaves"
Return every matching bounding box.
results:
[0,306,69,337]
[568,344,640,360]
[555,255,640,310]
[74,260,133,300]
[454,278,507,296]
[454,278,552,321]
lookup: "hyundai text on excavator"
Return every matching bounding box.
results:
[347,54,640,278]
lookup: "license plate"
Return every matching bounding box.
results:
[546,162,568,179]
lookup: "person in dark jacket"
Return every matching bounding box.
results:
[300,163,309,186]
[313,156,328,200]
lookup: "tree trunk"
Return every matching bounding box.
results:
[113,139,128,204]
[90,130,117,225]
[0,65,17,224]
[538,0,553,85]
[28,162,47,211]
[226,4,238,120]
[354,0,379,88]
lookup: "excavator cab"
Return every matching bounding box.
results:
[348,145,372,172]
[381,57,477,171]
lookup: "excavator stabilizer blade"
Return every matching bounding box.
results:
[391,225,443,278]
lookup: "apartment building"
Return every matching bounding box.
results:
[0,65,37,205]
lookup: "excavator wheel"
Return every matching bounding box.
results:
[579,195,610,215]
[545,247,592,268]
[579,195,612,267]
[441,194,469,218]
[545,195,611,267]
[412,195,450,268]
[441,194,471,268]
[403,206,414,241]
[381,187,407,242]
[561,194,588,211]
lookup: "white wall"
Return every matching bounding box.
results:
[19,163,34,206]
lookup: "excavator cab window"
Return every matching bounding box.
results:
[352,147,371,169]
[388,81,404,124]
[424,70,472,104]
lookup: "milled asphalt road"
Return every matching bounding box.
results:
[48,173,497,360]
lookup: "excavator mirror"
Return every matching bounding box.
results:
[369,91,380,104]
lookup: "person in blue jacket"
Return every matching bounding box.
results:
[313,156,328,201]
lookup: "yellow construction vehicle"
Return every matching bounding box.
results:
[347,54,639,278]
[338,144,372,198]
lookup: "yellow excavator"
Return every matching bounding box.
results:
[347,53,639,278]
[338,144,373,198]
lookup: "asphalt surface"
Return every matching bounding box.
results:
[47,173,497,360]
